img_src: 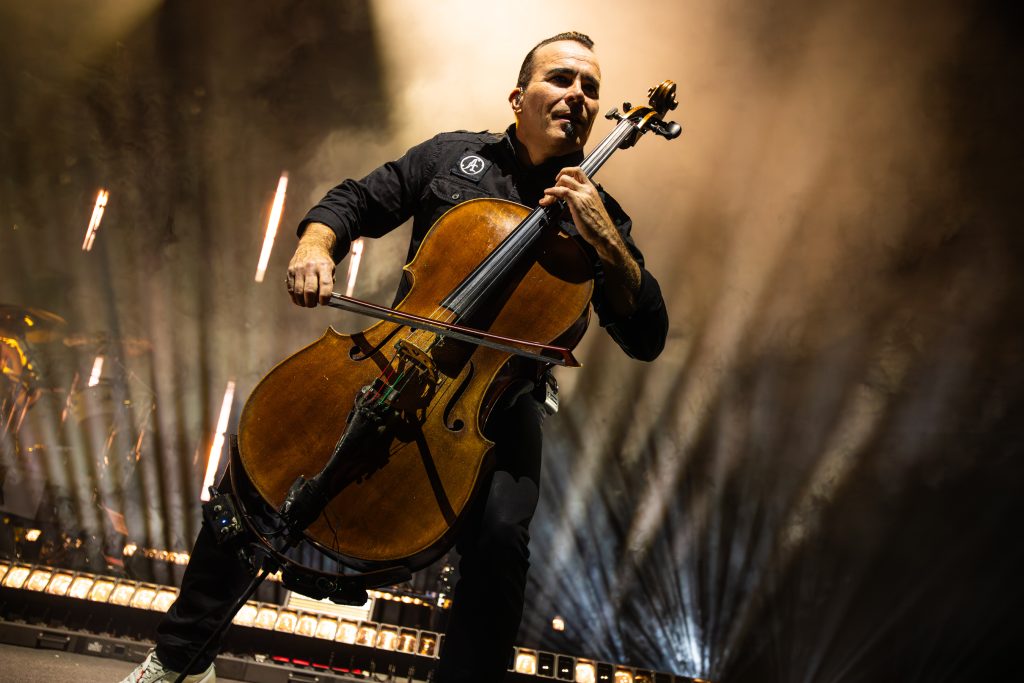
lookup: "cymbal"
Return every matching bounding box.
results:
[0,304,67,343]
[63,332,153,356]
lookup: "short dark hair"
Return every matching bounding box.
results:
[516,31,595,89]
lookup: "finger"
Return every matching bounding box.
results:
[554,176,588,196]
[540,189,566,205]
[291,268,310,307]
[543,186,573,204]
[302,271,320,307]
[556,167,588,184]
[293,275,309,306]
[286,269,300,305]
[289,271,304,306]
[317,263,335,305]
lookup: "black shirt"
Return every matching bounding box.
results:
[298,125,668,362]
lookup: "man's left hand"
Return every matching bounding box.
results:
[539,167,618,252]
[539,167,642,316]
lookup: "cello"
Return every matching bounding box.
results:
[232,81,682,579]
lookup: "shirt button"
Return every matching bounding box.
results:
[451,192,460,200]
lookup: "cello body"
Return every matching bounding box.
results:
[237,198,593,571]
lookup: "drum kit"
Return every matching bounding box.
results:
[1,303,154,571]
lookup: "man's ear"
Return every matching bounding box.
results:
[509,87,524,111]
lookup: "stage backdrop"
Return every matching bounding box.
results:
[1,1,1022,680]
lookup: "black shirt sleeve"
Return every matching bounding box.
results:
[297,135,440,262]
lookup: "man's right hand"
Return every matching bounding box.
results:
[287,222,337,307]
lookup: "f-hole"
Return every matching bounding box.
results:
[443,362,474,432]
[349,327,402,361]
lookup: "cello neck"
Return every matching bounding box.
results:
[438,118,642,322]
[579,117,639,180]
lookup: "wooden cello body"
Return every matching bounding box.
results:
[238,198,593,570]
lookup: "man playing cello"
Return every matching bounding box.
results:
[122,31,668,683]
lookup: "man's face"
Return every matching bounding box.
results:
[512,40,601,164]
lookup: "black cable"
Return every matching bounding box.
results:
[172,564,271,683]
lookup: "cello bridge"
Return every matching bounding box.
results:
[394,339,439,385]
[360,339,439,416]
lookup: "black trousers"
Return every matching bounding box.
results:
[156,392,545,683]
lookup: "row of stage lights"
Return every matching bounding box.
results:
[0,560,437,651]
[119,543,444,607]
[0,560,701,683]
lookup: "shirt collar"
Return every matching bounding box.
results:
[501,124,585,178]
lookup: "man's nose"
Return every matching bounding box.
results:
[564,78,585,103]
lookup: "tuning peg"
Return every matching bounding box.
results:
[605,107,622,121]
[648,118,682,140]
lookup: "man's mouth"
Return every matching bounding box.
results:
[553,112,584,127]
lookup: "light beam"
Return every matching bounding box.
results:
[254,173,289,282]
[345,238,364,297]
[200,380,236,501]
[82,189,109,251]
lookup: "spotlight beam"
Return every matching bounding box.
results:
[254,173,289,283]
[201,380,236,501]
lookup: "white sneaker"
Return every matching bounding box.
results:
[119,651,216,683]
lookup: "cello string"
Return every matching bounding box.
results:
[365,346,406,405]
[366,359,393,404]
[376,369,406,406]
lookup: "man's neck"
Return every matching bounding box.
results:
[513,135,552,167]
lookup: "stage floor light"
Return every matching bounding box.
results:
[515,649,538,675]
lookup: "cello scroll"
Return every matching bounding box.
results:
[605,79,683,147]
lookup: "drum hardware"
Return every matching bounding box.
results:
[0,304,67,344]
[1,310,156,573]
[63,331,153,357]
[2,304,69,439]
[2,336,40,434]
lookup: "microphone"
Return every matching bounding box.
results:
[562,121,576,139]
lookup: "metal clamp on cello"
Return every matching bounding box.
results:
[280,382,393,535]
